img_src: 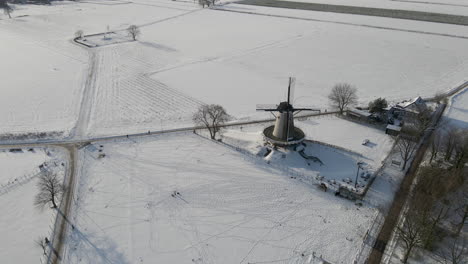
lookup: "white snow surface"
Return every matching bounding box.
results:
[297,115,394,166]
[3,1,468,137]
[0,149,53,263]
[65,133,376,264]
[445,86,468,128]
[149,9,468,121]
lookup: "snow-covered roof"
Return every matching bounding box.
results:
[396,96,424,108]
[348,108,371,117]
[386,124,402,131]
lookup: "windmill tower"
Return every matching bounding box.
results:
[257,77,320,146]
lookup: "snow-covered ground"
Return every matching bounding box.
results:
[220,115,394,192]
[148,9,468,122]
[2,1,468,137]
[64,133,379,264]
[0,148,55,263]
[445,86,468,128]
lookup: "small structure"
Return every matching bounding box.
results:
[348,108,371,121]
[256,77,320,146]
[385,124,402,136]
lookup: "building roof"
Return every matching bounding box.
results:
[386,124,402,131]
[396,96,424,109]
[348,108,371,117]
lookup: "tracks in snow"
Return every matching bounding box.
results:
[73,50,99,139]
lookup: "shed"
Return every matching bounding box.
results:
[386,124,402,136]
[348,108,371,120]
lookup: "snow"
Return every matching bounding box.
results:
[445,86,468,128]
[0,149,54,263]
[148,9,468,122]
[2,1,468,137]
[296,115,394,166]
[64,133,377,264]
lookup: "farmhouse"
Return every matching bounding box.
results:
[387,96,427,122]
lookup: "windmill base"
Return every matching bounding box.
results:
[263,125,305,146]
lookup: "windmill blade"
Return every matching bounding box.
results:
[293,107,321,112]
[256,104,279,111]
[288,77,296,105]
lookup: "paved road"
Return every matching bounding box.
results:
[236,0,468,26]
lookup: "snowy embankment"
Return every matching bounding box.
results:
[0,149,54,263]
[64,133,376,264]
[445,86,468,128]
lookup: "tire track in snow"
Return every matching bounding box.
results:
[73,50,99,138]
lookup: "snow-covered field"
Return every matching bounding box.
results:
[446,86,468,128]
[2,0,468,137]
[0,149,54,263]
[147,9,468,122]
[64,133,378,263]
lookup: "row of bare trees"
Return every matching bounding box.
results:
[397,167,467,263]
[397,126,468,263]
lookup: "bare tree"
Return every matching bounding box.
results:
[75,30,84,39]
[396,136,418,171]
[444,126,458,162]
[127,25,140,41]
[328,83,357,114]
[453,130,468,169]
[35,237,48,256]
[413,105,433,136]
[198,0,208,7]
[439,237,468,264]
[1,0,13,19]
[454,190,468,236]
[193,104,229,140]
[34,171,65,210]
[429,130,443,164]
[397,209,424,263]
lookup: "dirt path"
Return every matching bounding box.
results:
[73,50,98,139]
[48,144,77,264]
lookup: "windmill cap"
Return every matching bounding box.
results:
[277,101,293,112]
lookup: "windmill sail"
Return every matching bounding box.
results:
[288,77,296,105]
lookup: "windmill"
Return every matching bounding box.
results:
[256,77,320,146]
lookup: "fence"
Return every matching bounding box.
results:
[0,169,41,196]
[353,211,385,264]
